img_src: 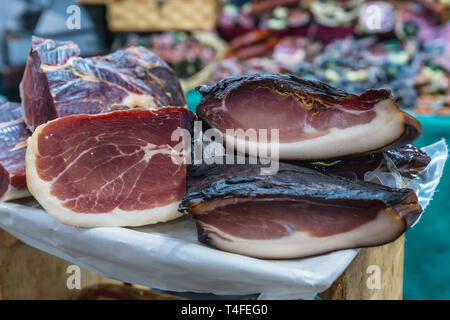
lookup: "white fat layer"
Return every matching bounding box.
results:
[40,56,78,72]
[200,210,404,259]
[0,185,31,202]
[25,121,183,228]
[223,99,405,160]
[121,93,158,109]
[9,140,28,152]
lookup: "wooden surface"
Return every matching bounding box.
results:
[1,229,405,300]
[320,235,405,300]
[76,283,187,300]
[0,229,120,300]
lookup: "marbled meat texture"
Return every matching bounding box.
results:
[26,108,195,227]
[0,101,31,201]
[20,36,186,132]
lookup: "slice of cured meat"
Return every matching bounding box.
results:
[179,162,422,259]
[196,73,422,160]
[26,108,195,227]
[20,36,186,132]
[0,101,31,201]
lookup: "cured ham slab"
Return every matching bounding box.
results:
[179,162,422,259]
[26,108,195,227]
[20,36,186,132]
[0,101,31,201]
[196,73,422,160]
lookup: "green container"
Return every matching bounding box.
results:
[404,116,450,299]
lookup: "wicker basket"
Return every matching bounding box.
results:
[107,0,219,32]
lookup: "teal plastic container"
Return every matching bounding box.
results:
[404,116,450,299]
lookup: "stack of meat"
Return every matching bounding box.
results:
[180,73,429,259]
[2,36,195,227]
[0,37,431,260]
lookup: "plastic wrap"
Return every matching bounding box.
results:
[365,139,448,216]
[0,140,447,300]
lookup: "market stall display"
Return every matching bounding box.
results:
[0,139,445,299]
[213,0,450,116]
[0,0,449,301]
[125,32,227,92]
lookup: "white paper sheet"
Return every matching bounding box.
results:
[0,140,447,300]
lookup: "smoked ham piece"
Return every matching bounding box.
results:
[26,108,195,227]
[384,144,432,179]
[20,37,186,132]
[301,144,431,181]
[0,101,31,201]
[196,73,422,160]
[179,162,422,259]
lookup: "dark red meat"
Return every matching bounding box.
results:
[26,108,195,227]
[20,37,186,132]
[0,101,31,201]
[196,73,422,160]
[180,161,422,259]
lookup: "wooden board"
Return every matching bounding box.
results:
[0,229,120,300]
[75,283,187,300]
[1,229,405,300]
[320,235,405,300]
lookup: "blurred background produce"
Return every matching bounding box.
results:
[0,0,449,299]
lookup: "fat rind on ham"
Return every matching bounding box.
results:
[179,162,422,259]
[26,108,195,227]
[20,36,186,132]
[0,101,31,201]
[196,73,422,160]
